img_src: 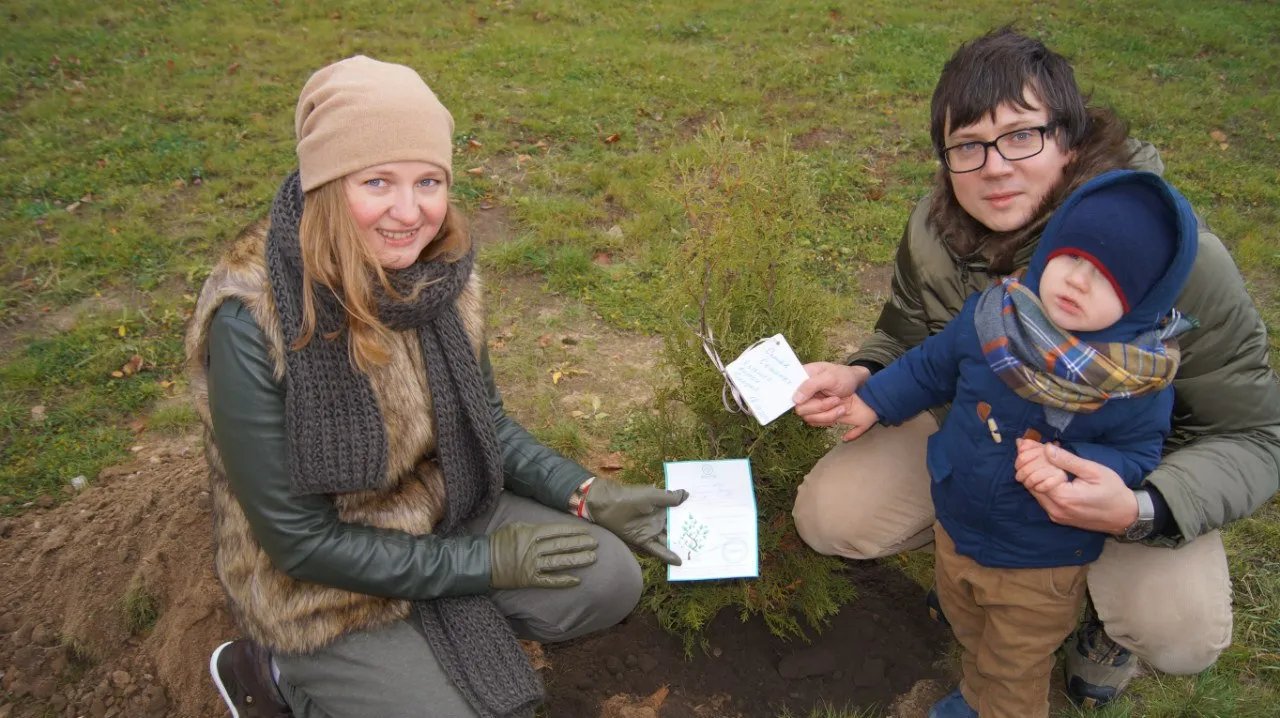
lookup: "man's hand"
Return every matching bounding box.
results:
[1020,442,1140,535]
[792,362,872,426]
[489,523,598,590]
[584,477,689,565]
[835,394,880,442]
[1014,438,1070,493]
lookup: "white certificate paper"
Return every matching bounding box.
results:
[724,334,809,426]
[664,459,759,582]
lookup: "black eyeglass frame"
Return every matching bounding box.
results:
[941,122,1060,174]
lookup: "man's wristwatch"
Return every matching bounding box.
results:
[1116,488,1156,542]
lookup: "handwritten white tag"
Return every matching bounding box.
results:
[723,334,808,426]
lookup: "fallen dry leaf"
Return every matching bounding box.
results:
[549,366,588,385]
[593,252,613,266]
[121,354,145,376]
[1219,142,1229,150]
[468,138,483,149]
[599,452,625,471]
[603,133,621,144]
[226,62,241,75]
[644,686,669,710]
[537,334,552,347]
[519,640,549,671]
[1210,130,1227,142]
[466,167,485,176]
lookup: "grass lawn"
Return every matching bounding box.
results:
[2,0,1278,715]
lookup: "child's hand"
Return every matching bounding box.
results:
[1014,438,1069,493]
[836,394,880,442]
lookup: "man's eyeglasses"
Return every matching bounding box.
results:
[941,124,1058,174]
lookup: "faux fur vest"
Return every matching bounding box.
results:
[185,215,486,654]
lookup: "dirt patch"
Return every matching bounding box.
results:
[544,560,952,717]
[791,127,851,151]
[0,293,134,358]
[856,263,894,301]
[470,203,514,247]
[487,273,665,421]
[0,436,235,718]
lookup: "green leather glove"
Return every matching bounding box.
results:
[489,522,598,590]
[583,477,689,566]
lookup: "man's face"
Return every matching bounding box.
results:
[944,95,1072,232]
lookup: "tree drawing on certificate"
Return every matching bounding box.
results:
[679,514,710,561]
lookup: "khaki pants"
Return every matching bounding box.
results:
[935,523,1086,718]
[792,413,1234,676]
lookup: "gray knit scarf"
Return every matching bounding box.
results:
[265,171,541,718]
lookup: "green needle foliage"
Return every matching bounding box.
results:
[626,123,855,653]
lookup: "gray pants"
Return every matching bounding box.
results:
[274,492,644,718]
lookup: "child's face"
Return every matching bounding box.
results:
[1038,254,1124,332]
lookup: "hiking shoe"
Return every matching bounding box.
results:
[926,585,950,629]
[209,640,293,718]
[928,688,978,718]
[1064,615,1140,708]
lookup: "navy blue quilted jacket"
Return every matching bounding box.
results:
[856,171,1199,568]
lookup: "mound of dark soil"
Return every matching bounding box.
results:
[544,562,951,717]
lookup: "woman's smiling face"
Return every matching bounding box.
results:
[343,161,449,270]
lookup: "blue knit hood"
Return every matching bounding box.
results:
[1022,169,1199,343]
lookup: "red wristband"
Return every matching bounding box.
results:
[576,480,593,518]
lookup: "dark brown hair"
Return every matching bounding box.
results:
[930,27,1090,157]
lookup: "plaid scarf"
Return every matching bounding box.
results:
[974,277,1196,432]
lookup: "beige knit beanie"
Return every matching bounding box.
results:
[295,55,455,192]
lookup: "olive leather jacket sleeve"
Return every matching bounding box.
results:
[207,300,497,600]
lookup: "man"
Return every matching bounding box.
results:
[791,27,1280,708]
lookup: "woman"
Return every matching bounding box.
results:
[186,56,686,718]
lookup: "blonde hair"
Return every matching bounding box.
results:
[293,180,471,373]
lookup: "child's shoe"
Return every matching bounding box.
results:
[1064,615,1139,707]
[927,688,978,718]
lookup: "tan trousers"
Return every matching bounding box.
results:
[792,413,1234,675]
[935,522,1086,718]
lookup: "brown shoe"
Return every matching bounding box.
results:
[209,640,294,718]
